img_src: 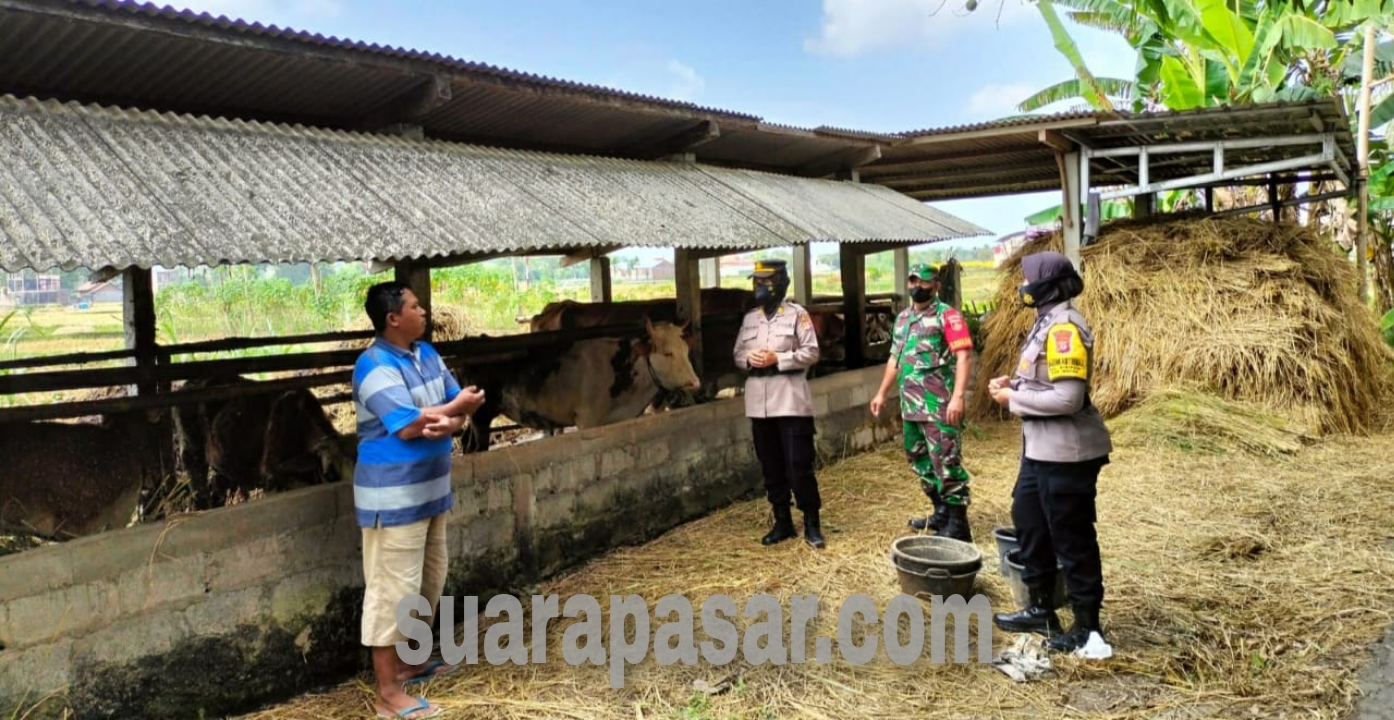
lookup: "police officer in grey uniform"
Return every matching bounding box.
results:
[734,259,825,549]
[988,251,1113,654]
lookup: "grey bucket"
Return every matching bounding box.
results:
[890,553,979,600]
[992,527,1019,577]
[888,536,982,600]
[1002,549,1067,608]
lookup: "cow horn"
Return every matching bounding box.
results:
[643,315,655,335]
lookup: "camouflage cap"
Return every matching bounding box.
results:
[908,263,938,281]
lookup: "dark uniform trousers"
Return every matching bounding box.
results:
[1012,454,1108,611]
[751,416,821,514]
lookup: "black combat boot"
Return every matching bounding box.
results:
[936,503,973,542]
[761,505,797,546]
[908,484,947,531]
[803,509,826,549]
[993,585,1063,637]
[1047,605,1103,653]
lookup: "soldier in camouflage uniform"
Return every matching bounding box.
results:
[870,263,975,541]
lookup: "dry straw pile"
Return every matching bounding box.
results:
[971,214,1394,438]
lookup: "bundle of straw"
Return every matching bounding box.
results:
[972,214,1394,436]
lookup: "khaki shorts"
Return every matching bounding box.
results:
[361,513,449,648]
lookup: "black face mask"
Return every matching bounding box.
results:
[910,287,935,304]
[755,275,789,311]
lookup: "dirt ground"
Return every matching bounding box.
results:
[231,418,1394,720]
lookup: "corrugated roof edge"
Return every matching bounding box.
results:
[0,93,903,181]
[894,98,1352,139]
[62,0,763,121]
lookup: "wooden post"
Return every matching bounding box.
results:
[893,246,910,312]
[589,257,612,302]
[792,244,813,304]
[394,259,432,341]
[1359,179,1371,304]
[839,245,866,369]
[122,267,156,397]
[674,248,703,378]
[1062,151,1083,268]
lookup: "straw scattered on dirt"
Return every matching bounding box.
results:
[232,417,1394,720]
[971,215,1394,436]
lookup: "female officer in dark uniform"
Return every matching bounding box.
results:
[987,251,1113,654]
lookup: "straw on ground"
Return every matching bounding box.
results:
[232,415,1394,720]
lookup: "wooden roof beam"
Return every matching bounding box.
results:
[1038,129,1076,153]
[356,73,453,131]
[624,120,721,160]
[559,245,622,268]
[860,145,1050,176]
[900,117,1099,146]
[794,144,883,178]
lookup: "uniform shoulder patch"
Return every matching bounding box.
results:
[941,307,972,352]
[1045,322,1088,381]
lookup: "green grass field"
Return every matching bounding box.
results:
[1,267,1001,363]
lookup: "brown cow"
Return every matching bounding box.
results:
[457,319,700,452]
[530,293,848,400]
[173,376,352,508]
[0,410,177,540]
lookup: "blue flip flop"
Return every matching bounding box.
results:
[402,660,459,686]
[376,695,441,719]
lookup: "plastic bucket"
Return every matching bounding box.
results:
[890,535,983,577]
[1002,549,1067,608]
[992,527,1019,577]
[890,552,979,599]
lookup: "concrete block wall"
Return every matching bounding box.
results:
[0,365,900,720]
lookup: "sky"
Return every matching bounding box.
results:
[171,0,1139,262]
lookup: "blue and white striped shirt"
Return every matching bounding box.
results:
[351,336,460,528]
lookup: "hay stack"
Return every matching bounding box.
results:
[971,214,1394,436]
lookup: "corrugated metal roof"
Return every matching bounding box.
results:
[33,0,758,121]
[864,99,1357,201]
[0,1,900,176]
[0,95,986,273]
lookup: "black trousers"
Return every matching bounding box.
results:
[751,416,820,514]
[1012,454,1109,611]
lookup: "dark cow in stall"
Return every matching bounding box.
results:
[529,289,848,402]
[457,318,700,452]
[0,410,177,540]
[0,377,352,541]
[173,376,355,509]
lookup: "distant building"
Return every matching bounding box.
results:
[5,273,65,306]
[74,280,124,305]
[991,233,1021,268]
[638,258,674,282]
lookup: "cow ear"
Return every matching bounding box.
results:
[634,338,652,357]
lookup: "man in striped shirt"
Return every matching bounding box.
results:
[354,281,484,720]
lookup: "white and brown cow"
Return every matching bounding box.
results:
[458,318,700,452]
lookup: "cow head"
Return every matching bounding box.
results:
[641,317,701,393]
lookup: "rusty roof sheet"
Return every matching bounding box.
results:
[0,95,986,273]
[0,1,895,175]
[866,99,1357,201]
